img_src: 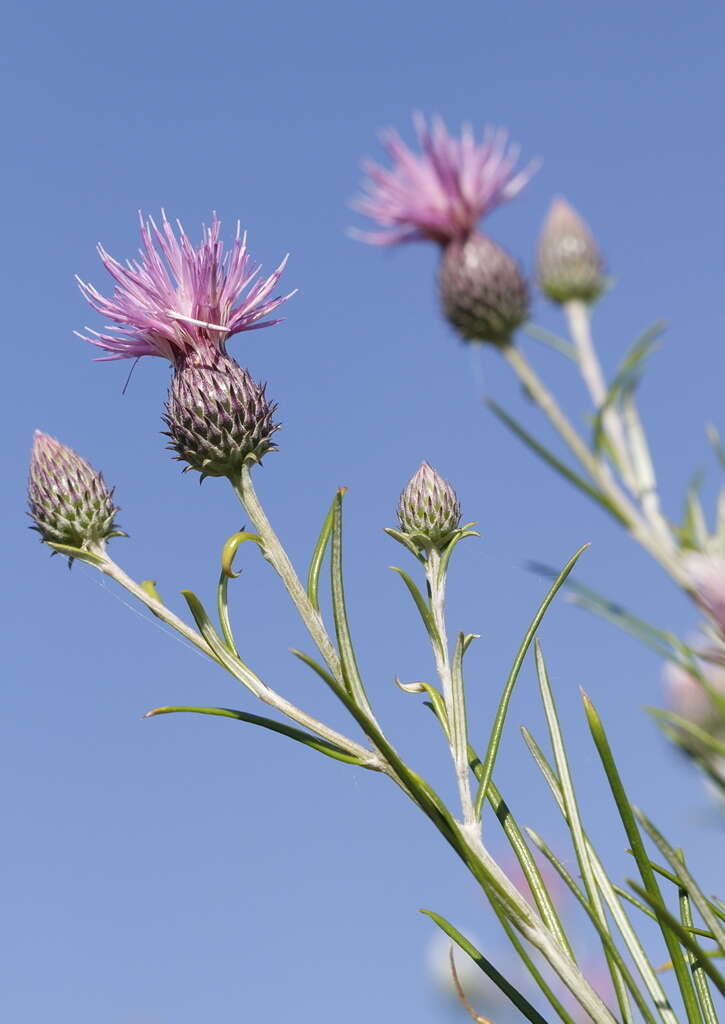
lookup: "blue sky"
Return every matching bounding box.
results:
[3,1,725,1021]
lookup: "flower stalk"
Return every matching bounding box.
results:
[425,548,476,830]
[498,340,692,592]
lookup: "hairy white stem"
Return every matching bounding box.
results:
[565,300,675,552]
[500,342,691,593]
[565,299,638,491]
[460,827,618,1024]
[235,466,343,678]
[426,550,476,829]
[235,466,382,728]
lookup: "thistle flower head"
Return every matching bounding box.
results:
[537,197,604,304]
[165,352,279,480]
[352,115,537,247]
[398,462,461,548]
[77,213,295,365]
[438,233,529,344]
[28,431,121,551]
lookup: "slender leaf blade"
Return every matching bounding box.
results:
[473,545,589,818]
[306,495,336,612]
[486,400,629,525]
[421,910,553,1024]
[144,705,367,765]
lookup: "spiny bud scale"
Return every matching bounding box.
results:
[165,353,279,479]
[398,462,461,547]
[28,431,121,549]
[438,233,529,345]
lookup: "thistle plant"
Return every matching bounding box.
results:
[28,210,724,1024]
[354,116,725,794]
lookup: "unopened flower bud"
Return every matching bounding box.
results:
[537,198,604,304]
[398,462,461,547]
[28,431,121,550]
[438,233,528,345]
[165,353,279,480]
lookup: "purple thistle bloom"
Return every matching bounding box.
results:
[76,213,295,364]
[352,115,537,247]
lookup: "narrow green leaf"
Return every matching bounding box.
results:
[489,901,579,1024]
[621,391,661,510]
[646,709,725,758]
[614,886,716,940]
[306,494,336,612]
[633,810,725,954]
[676,852,720,1024]
[437,524,480,581]
[520,731,678,1024]
[390,566,443,656]
[628,883,725,996]
[521,726,565,810]
[290,648,351,703]
[216,570,238,654]
[143,705,367,766]
[330,491,373,715]
[526,829,655,1024]
[534,643,633,1024]
[421,910,553,1024]
[220,530,261,579]
[679,475,709,550]
[473,545,589,819]
[181,589,259,692]
[291,656,461,851]
[486,400,629,525]
[182,590,228,657]
[591,325,663,452]
[383,526,426,562]
[419,685,451,741]
[591,861,678,1024]
[527,562,679,661]
[472,755,575,961]
[140,579,167,620]
[523,322,578,361]
[47,541,105,567]
[582,693,703,1024]
[463,633,480,654]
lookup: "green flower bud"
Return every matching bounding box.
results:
[28,431,121,551]
[398,462,461,548]
[537,197,605,304]
[438,233,529,345]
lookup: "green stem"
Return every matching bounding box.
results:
[499,342,691,592]
[234,465,344,680]
[564,299,637,491]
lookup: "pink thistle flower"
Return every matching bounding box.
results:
[76,213,295,365]
[352,114,537,247]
